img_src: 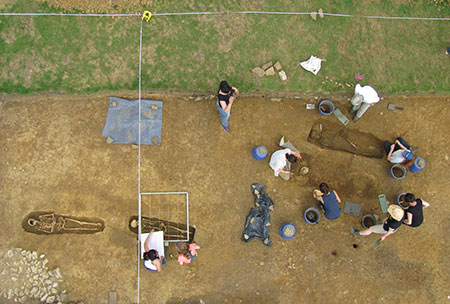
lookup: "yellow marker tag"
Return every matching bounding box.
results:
[142,11,152,22]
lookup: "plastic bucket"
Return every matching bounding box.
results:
[251,145,268,161]
[280,223,296,239]
[318,99,335,116]
[409,157,425,172]
[361,214,377,229]
[389,164,407,180]
[395,192,407,207]
[304,207,321,224]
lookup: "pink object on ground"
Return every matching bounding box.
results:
[355,72,365,82]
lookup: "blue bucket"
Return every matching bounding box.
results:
[252,145,268,161]
[409,157,425,172]
[304,207,321,224]
[318,99,335,116]
[280,223,296,239]
[389,164,406,180]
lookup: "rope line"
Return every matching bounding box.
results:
[0,11,449,21]
[137,18,143,304]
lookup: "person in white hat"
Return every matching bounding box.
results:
[349,84,380,122]
[350,205,405,245]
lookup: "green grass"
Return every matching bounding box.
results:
[0,0,449,94]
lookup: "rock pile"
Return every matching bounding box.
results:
[252,61,287,81]
[0,248,66,303]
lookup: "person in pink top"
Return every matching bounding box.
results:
[176,242,200,265]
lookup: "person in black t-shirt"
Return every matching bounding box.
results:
[216,80,239,132]
[400,193,430,227]
[351,205,405,245]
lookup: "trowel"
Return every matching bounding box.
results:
[387,103,404,111]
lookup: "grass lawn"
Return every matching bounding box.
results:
[0,0,449,94]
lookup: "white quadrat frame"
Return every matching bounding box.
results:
[139,191,190,243]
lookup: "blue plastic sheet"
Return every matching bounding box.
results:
[102,97,162,145]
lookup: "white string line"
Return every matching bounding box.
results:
[137,18,143,304]
[0,11,449,21]
[0,12,139,16]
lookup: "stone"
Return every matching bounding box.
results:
[151,105,158,110]
[310,12,317,20]
[279,70,287,81]
[274,61,282,71]
[30,287,38,296]
[39,254,45,259]
[262,61,273,71]
[270,98,282,102]
[194,96,202,102]
[106,137,114,144]
[318,8,324,18]
[131,144,138,150]
[40,293,48,302]
[112,100,117,107]
[151,136,159,145]
[251,67,265,78]
[46,295,56,303]
[265,67,276,76]
[53,268,62,279]
[31,251,38,259]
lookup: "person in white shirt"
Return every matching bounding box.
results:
[350,84,380,122]
[269,136,302,180]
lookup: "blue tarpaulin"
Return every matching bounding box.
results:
[102,97,162,145]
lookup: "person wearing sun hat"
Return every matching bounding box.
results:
[350,205,405,244]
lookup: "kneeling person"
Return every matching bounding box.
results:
[314,183,342,220]
[269,136,302,181]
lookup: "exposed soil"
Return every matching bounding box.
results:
[0,92,449,304]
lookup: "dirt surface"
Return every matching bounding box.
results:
[0,92,449,304]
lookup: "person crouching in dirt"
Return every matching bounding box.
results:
[313,183,342,220]
[349,84,380,122]
[350,205,405,247]
[269,136,302,181]
[143,229,166,272]
[384,137,415,166]
[398,193,430,228]
[176,242,200,265]
[216,80,239,132]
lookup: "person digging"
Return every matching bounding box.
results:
[350,205,405,248]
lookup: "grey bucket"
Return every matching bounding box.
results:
[389,164,407,180]
[361,214,378,229]
[304,207,321,224]
[318,99,335,116]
